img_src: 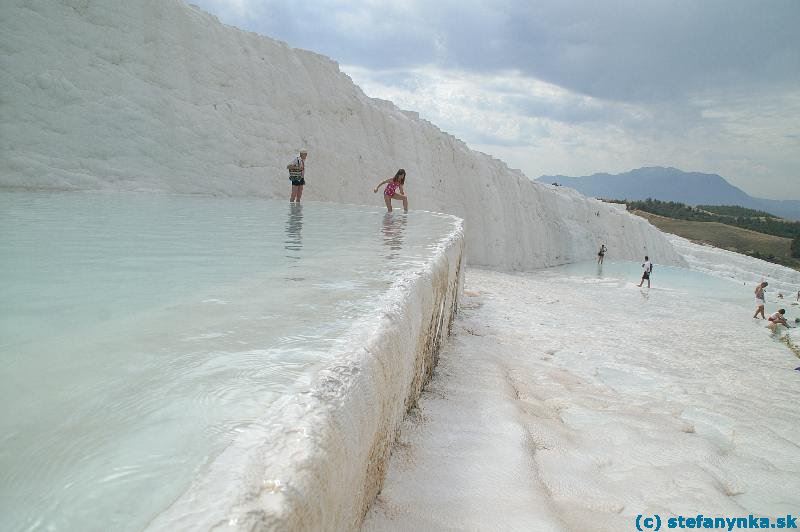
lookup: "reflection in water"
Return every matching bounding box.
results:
[381,213,407,260]
[285,203,303,258]
[285,203,304,280]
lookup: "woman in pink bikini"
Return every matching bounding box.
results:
[374,169,408,212]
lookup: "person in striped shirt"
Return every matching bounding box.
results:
[287,149,308,202]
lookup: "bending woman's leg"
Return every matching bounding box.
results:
[384,195,393,212]
[392,193,408,213]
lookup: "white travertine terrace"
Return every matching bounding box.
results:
[148,221,465,531]
[0,0,683,271]
[12,1,798,530]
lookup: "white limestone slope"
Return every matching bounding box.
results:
[668,234,800,295]
[0,0,683,270]
[364,266,800,532]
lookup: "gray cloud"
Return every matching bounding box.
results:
[194,0,800,103]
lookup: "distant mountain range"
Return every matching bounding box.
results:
[536,167,800,221]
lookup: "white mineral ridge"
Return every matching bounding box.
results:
[0,0,683,270]
[669,234,800,295]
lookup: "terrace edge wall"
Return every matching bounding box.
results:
[148,219,465,531]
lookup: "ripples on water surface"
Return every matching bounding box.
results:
[0,191,459,531]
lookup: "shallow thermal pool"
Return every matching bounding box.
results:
[540,259,800,363]
[0,191,460,532]
[555,259,753,300]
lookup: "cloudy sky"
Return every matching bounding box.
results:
[191,0,800,199]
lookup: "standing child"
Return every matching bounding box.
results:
[374,169,408,213]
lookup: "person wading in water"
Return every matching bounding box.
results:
[287,149,308,202]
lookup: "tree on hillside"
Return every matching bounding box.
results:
[697,204,778,218]
[792,236,800,258]
[608,198,800,239]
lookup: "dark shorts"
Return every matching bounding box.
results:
[290,178,305,186]
[642,271,650,280]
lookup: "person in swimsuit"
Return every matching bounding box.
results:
[287,149,308,203]
[767,308,789,332]
[753,281,768,319]
[597,244,607,264]
[374,169,408,213]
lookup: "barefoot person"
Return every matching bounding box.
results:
[597,244,607,264]
[637,256,653,288]
[753,281,768,319]
[767,309,789,332]
[374,169,408,213]
[287,149,308,202]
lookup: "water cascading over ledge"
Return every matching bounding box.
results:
[149,220,464,531]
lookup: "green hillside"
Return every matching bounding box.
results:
[602,198,800,270]
[633,211,800,271]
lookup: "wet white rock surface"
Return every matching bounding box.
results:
[364,265,800,531]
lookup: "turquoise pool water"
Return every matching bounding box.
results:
[0,191,459,531]
[551,259,759,305]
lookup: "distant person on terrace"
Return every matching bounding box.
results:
[597,244,607,265]
[374,169,408,213]
[753,281,768,319]
[767,309,789,332]
[637,256,653,288]
[287,149,308,202]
